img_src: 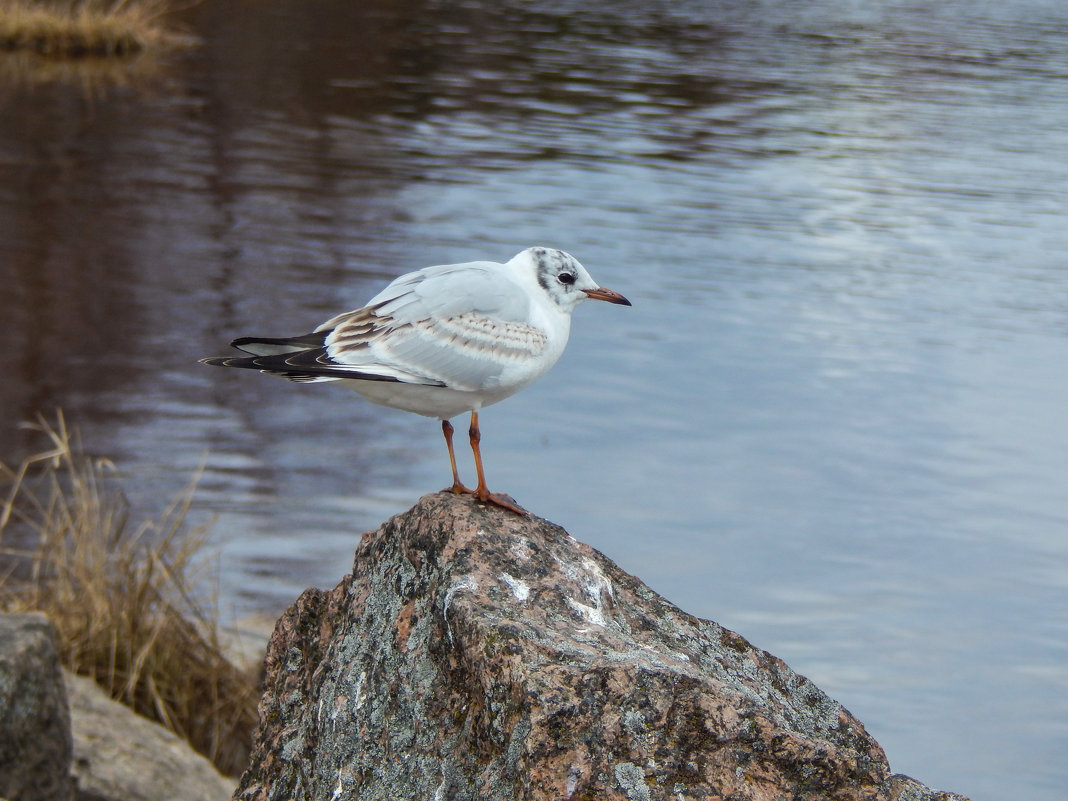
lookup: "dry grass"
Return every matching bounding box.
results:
[0,0,191,59]
[0,411,258,777]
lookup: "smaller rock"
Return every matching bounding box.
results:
[66,671,236,801]
[0,612,73,801]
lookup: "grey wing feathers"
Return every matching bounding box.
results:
[201,259,541,389]
[323,272,549,391]
[200,326,447,386]
[364,262,529,324]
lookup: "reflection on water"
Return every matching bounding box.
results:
[3,1,1068,798]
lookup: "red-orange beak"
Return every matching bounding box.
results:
[583,286,632,306]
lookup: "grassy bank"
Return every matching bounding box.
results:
[0,412,258,777]
[0,0,188,59]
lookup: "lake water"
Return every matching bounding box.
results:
[2,1,1066,798]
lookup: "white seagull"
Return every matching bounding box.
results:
[201,247,631,513]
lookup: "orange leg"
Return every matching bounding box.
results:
[441,419,471,495]
[467,411,526,515]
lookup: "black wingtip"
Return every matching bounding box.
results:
[231,333,326,354]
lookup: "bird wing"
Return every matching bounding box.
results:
[320,262,549,391]
[202,262,549,390]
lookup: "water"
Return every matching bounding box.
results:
[2,1,1067,797]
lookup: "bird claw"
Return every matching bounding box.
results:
[440,485,527,515]
[476,490,528,516]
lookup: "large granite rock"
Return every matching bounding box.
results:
[235,493,969,801]
[66,671,236,801]
[0,613,73,801]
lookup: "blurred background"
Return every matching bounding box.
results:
[2,1,1066,798]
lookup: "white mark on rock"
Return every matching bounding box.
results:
[562,555,614,628]
[580,557,613,603]
[353,672,366,709]
[444,576,478,613]
[443,576,478,643]
[567,597,607,627]
[499,572,530,602]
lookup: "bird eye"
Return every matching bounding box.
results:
[558,272,575,285]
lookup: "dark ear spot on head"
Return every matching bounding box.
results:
[536,262,552,293]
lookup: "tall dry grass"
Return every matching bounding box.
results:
[0,0,191,58]
[0,411,258,777]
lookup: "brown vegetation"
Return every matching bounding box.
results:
[0,411,258,777]
[0,0,190,59]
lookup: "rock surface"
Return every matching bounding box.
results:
[235,493,970,801]
[66,671,237,801]
[0,612,73,801]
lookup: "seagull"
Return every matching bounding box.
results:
[201,247,631,513]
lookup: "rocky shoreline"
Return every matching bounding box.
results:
[3,494,972,801]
